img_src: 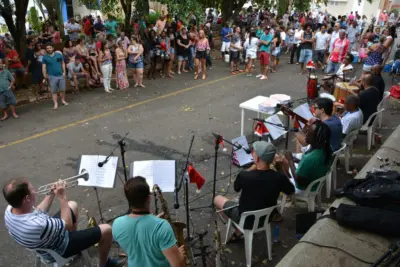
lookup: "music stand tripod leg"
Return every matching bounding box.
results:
[93,187,105,224]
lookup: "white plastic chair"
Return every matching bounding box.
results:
[342,129,359,173]
[281,174,327,213]
[30,248,92,267]
[360,109,385,150]
[378,91,391,128]
[223,205,278,266]
[326,144,347,198]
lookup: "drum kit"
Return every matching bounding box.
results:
[306,66,359,115]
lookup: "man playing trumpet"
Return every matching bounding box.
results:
[3,178,125,267]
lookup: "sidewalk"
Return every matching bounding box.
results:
[276,125,400,267]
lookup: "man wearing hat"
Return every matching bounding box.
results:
[214,141,294,241]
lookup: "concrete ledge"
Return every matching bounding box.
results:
[276,125,400,267]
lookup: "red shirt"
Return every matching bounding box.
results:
[330,38,350,63]
[96,41,102,51]
[84,20,92,36]
[6,50,23,69]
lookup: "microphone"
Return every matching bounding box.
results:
[252,118,265,122]
[173,189,179,209]
[235,143,252,154]
[98,158,109,167]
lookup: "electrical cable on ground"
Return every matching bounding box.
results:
[298,240,375,265]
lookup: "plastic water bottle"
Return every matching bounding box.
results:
[273,225,279,243]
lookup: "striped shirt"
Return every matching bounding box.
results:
[4,205,69,261]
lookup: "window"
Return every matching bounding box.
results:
[328,1,340,6]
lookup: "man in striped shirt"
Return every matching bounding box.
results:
[3,178,125,267]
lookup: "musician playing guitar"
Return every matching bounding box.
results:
[281,120,333,192]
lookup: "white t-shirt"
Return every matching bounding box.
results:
[329,31,340,52]
[244,37,259,54]
[346,26,359,43]
[67,23,81,41]
[294,29,303,44]
[280,31,287,43]
[341,109,363,134]
[318,14,325,24]
[336,63,354,76]
[315,31,329,51]
[230,34,242,52]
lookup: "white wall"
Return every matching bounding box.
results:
[325,0,381,20]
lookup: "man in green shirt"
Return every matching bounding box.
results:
[0,59,19,121]
[285,120,332,191]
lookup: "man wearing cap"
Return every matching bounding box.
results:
[214,141,294,241]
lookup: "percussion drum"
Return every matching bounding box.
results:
[334,82,359,103]
[307,74,318,100]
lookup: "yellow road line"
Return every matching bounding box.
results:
[0,74,239,149]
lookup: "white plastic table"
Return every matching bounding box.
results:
[239,96,275,136]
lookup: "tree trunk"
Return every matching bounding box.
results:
[40,0,65,37]
[136,0,149,16]
[221,0,247,24]
[120,0,133,35]
[0,0,29,57]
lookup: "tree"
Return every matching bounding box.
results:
[220,0,247,23]
[0,0,29,56]
[28,7,41,33]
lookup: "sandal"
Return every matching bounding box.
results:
[230,71,237,75]
[236,69,244,73]
[227,232,243,244]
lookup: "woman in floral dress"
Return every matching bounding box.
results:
[115,40,129,90]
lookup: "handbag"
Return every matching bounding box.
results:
[358,47,367,59]
[390,85,400,99]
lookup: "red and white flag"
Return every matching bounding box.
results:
[186,165,205,193]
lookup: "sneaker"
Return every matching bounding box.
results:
[246,73,252,77]
[260,75,268,80]
[104,257,126,267]
[256,74,262,78]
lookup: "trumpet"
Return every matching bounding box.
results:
[37,169,89,195]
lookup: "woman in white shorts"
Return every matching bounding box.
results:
[271,31,281,73]
[244,31,259,76]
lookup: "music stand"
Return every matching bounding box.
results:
[191,133,246,211]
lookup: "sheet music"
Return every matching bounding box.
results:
[78,155,118,188]
[153,160,175,192]
[133,160,175,192]
[232,136,254,166]
[293,103,314,128]
[133,161,154,188]
[265,115,287,140]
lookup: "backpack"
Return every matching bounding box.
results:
[335,170,400,212]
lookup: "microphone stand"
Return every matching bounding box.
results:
[191,133,248,211]
[174,135,195,242]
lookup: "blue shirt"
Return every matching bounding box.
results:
[259,33,273,53]
[324,116,343,152]
[0,69,14,93]
[112,215,177,267]
[221,27,232,42]
[42,53,64,77]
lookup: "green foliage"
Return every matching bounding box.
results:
[391,9,399,17]
[77,0,101,10]
[147,11,161,25]
[292,0,311,12]
[158,0,205,25]
[28,7,40,33]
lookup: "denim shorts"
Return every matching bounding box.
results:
[127,60,144,69]
[299,49,313,63]
[170,47,175,54]
[0,90,17,109]
[48,75,66,94]
[178,55,188,61]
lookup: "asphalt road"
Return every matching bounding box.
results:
[0,53,398,267]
